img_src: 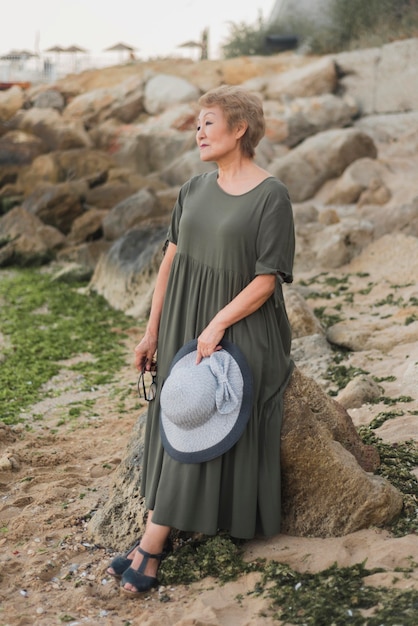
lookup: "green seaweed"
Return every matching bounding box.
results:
[0,269,132,424]
[324,364,369,395]
[160,537,418,624]
[358,428,418,536]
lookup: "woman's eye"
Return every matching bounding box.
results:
[196,125,201,131]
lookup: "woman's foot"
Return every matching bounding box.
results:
[107,537,172,579]
[106,540,141,579]
[120,545,165,596]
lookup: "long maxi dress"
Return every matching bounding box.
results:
[141,170,295,539]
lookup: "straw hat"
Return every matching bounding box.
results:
[160,339,253,464]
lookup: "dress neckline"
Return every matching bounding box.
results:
[213,171,275,198]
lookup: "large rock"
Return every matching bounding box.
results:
[12,108,92,151]
[32,89,65,111]
[87,367,401,548]
[63,75,145,126]
[269,128,377,202]
[324,157,391,205]
[280,369,402,537]
[0,131,46,166]
[89,225,168,318]
[0,86,25,125]
[0,206,65,266]
[91,120,196,175]
[161,148,215,186]
[335,38,418,115]
[21,180,88,234]
[102,188,160,240]
[284,287,324,338]
[312,218,374,268]
[17,149,116,196]
[143,73,200,115]
[263,94,358,147]
[263,57,338,101]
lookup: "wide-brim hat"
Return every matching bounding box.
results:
[160,338,253,464]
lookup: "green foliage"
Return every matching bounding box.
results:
[222,14,269,58]
[160,536,418,624]
[222,0,418,57]
[0,269,131,424]
[358,428,418,536]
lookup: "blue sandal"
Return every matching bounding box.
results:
[120,546,165,596]
[106,539,141,579]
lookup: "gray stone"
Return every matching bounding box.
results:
[269,128,377,202]
[336,376,382,410]
[89,225,168,318]
[102,189,158,240]
[0,206,65,266]
[144,74,200,115]
[87,367,401,547]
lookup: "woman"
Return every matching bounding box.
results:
[107,85,295,596]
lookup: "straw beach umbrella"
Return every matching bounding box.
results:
[104,42,137,63]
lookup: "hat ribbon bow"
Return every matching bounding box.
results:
[209,354,239,415]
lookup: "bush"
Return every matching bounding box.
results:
[222,14,270,58]
[221,0,418,57]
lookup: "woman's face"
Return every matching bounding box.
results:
[196,105,242,162]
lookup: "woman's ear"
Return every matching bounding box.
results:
[235,120,248,139]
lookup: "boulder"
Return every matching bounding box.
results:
[17,153,61,192]
[359,196,418,239]
[32,89,65,111]
[312,218,374,268]
[280,369,402,537]
[263,57,338,101]
[84,182,142,210]
[336,376,383,410]
[143,73,200,115]
[91,120,196,175]
[0,131,46,166]
[326,318,418,354]
[0,86,25,125]
[12,107,92,151]
[89,224,168,318]
[87,367,401,548]
[102,188,161,240]
[0,206,65,266]
[56,240,112,272]
[67,208,108,244]
[284,287,324,338]
[291,333,334,385]
[21,180,88,234]
[335,38,418,115]
[269,128,378,202]
[17,149,116,196]
[63,75,145,126]
[161,148,215,187]
[324,157,391,205]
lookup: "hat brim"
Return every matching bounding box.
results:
[160,338,253,464]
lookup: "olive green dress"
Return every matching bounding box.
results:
[141,170,295,539]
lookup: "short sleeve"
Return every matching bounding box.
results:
[166,179,193,245]
[255,181,295,283]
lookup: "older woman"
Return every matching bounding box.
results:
[108,85,295,596]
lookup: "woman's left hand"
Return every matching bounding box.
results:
[196,322,225,364]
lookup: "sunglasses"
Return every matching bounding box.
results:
[137,364,157,402]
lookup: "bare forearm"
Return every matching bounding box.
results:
[214,274,276,330]
[196,274,276,362]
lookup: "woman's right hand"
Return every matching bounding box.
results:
[134,331,158,371]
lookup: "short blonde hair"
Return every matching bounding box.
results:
[198,85,265,159]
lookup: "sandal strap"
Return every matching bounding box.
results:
[136,545,165,574]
